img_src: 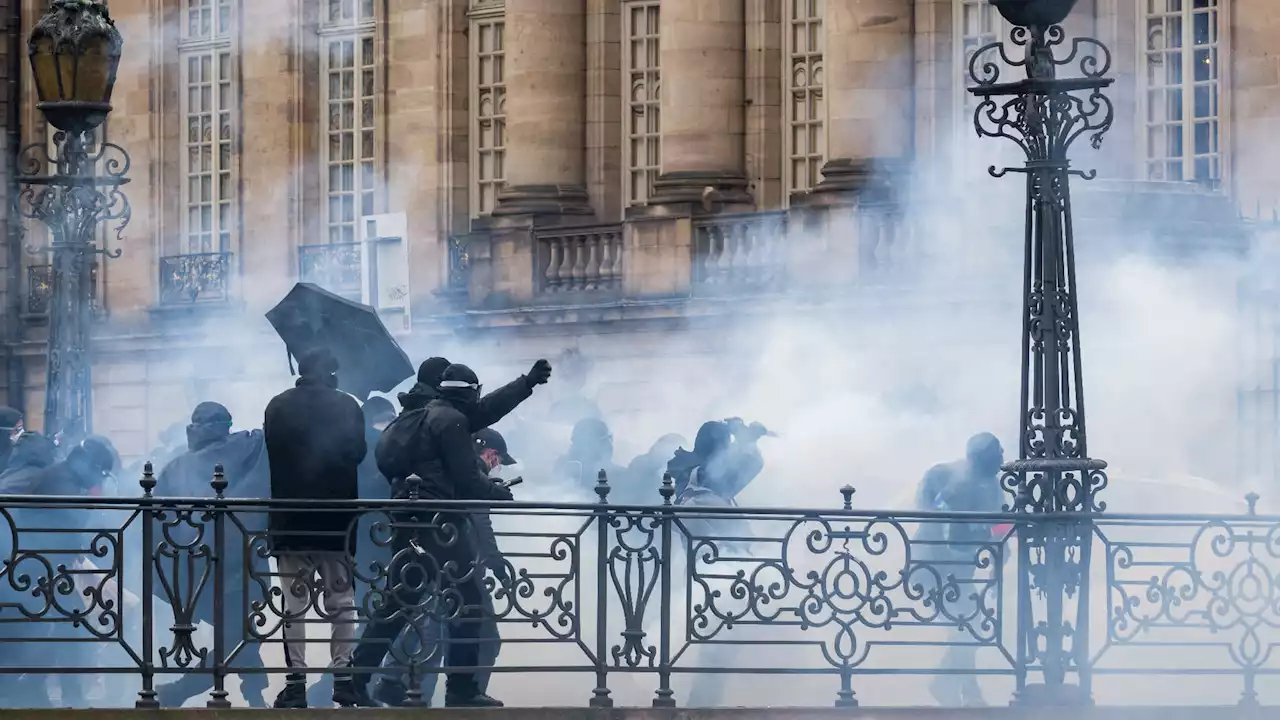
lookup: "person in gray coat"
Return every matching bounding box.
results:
[371,427,512,707]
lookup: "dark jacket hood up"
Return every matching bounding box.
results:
[398,381,440,412]
[159,429,269,499]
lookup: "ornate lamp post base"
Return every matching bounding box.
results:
[969,0,1114,704]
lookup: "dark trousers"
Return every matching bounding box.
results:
[350,511,488,696]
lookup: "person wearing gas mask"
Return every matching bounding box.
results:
[914,432,1005,709]
[348,363,526,708]
[666,418,769,708]
[372,427,514,707]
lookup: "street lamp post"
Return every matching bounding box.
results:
[17,0,129,443]
[968,0,1113,706]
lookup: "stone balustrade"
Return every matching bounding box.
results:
[535,225,625,294]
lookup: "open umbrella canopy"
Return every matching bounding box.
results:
[265,283,414,400]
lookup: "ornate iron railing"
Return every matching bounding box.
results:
[534,225,624,294]
[158,252,233,306]
[26,262,99,315]
[692,212,787,294]
[0,469,1274,709]
[298,242,362,300]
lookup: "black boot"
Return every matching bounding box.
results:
[445,684,504,708]
[333,677,379,708]
[272,675,307,709]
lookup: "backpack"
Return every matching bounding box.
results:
[374,407,432,481]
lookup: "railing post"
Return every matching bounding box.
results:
[206,464,230,708]
[403,474,424,707]
[836,484,857,707]
[652,473,676,707]
[136,462,159,709]
[590,470,613,707]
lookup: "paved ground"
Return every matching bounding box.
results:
[0,708,1273,720]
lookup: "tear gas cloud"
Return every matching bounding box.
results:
[91,4,1277,708]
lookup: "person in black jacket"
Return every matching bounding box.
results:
[392,356,551,433]
[263,348,368,709]
[152,401,271,708]
[349,363,528,708]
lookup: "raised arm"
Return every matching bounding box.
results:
[470,359,552,431]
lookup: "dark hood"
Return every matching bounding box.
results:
[187,422,231,453]
[4,433,56,473]
[398,381,440,411]
[159,429,268,498]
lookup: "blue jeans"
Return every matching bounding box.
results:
[378,585,501,704]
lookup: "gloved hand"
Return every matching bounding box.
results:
[489,482,514,502]
[526,359,552,388]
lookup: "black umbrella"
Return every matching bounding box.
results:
[265,283,414,400]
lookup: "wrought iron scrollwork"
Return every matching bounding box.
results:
[158,252,233,305]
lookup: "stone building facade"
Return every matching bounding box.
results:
[1,0,1276,460]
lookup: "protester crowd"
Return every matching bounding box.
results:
[0,348,1004,709]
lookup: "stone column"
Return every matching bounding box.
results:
[493,0,593,218]
[811,0,913,195]
[647,0,752,211]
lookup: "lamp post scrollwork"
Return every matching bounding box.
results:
[17,0,129,443]
[968,0,1113,707]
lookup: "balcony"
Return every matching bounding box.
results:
[453,202,904,326]
[158,252,233,306]
[298,241,363,301]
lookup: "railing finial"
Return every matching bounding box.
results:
[210,463,227,498]
[140,460,155,497]
[1246,492,1260,516]
[594,469,610,504]
[840,485,856,510]
[659,473,675,506]
[407,474,422,502]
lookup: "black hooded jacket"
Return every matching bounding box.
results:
[377,374,535,496]
[378,397,512,502]
[264,375,367,552]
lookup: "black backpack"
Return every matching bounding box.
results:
[373,407,432,481]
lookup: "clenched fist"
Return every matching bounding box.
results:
[526,358,552,388]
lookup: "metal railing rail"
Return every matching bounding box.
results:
[0,469,1276,708]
